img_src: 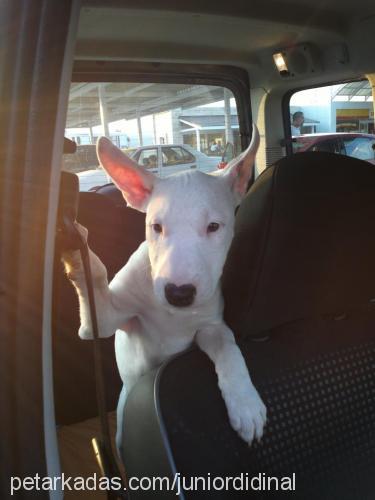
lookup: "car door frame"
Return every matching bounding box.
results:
[0,0,80,495]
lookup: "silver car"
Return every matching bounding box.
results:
[128,144,220,177]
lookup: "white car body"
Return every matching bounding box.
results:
[77,168,112,192]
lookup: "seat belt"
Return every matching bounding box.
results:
[57,171,128,499]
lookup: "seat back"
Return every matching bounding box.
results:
[223,152,375,338]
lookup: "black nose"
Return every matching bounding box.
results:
[165,283,196,307]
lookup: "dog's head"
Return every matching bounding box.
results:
[97,126,259,310]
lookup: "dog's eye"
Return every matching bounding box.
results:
[207,222,220,233]
[152,223,163,234]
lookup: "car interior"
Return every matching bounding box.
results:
[1,1,375,499]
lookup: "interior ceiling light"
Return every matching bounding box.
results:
[273,52,290,76]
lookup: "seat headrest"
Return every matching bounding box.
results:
[222,152,375,339]
[63,137,77,154]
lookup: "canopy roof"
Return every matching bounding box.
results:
[66,82,225,128]
[333,81,373,101]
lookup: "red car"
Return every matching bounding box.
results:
[218,132,375,170]
[293,132,375,165]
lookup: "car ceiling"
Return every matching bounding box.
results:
[82,0,374,29]
[77,0,375,88]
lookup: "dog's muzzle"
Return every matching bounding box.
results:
[164,283,196,307]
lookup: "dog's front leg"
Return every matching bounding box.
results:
[196,323,266,445]
[62,223,125,339]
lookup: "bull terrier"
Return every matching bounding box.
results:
[62,124,266,458]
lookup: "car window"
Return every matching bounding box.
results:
[342,137,375,161]
[162,147,194,166]
[181,148,195,163]
[63,82,240,189]
[287,79,374,161]
[137,148,159,169]
[289,79,373,137]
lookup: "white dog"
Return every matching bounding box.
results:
[62,125,266,457]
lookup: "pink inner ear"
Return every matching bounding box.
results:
[121,169,152,203]
[232,161,248,195]
[110,164,153,208]
[97,136,154,209]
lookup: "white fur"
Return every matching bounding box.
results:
[62,125,266,456]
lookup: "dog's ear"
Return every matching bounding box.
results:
[219,124,260,205]
[97,137,156,212]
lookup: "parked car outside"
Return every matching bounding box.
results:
[129,144,220,176]
[77,143,221,191]
[217,133,375,172]
[292,132,375,164]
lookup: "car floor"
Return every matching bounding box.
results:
[57,412,122,499]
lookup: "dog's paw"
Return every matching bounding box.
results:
[61,249,83,278]
[61,223,88,277]
[62,223,107,283]
[224,387,267,445]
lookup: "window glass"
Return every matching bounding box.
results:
[137,148,158,169]
[222,142,235,164]
[181,148,196,163]
[162,147,194,166]
[63,83,240,190]
[288,79,375,164]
